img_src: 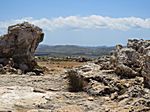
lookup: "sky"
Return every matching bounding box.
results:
[0,0,150,46]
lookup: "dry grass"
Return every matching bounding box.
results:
[37,60,84,74]
[67,70,84,92]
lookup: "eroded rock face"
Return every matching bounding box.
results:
[114,47,141,78]
[96,39,150,87]
[68,39,150,98]
[66,40,150,111]
[0,22,44,72]
[114,39,150,86]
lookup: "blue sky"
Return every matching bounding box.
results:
[0,0,150,46]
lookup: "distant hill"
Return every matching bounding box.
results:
[35,44,114,57]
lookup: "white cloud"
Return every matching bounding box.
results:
[0,15,150,34]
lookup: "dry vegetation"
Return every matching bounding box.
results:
[37,60,85,74]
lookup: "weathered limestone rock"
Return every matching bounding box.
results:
[114,48,141,78]
[115,64,139,78]
[0,22,44,73]
[96,39,149,80]
[127,39,144,51]
[113,39,150,87]
[70,39,150,95]
[142,55,150,88]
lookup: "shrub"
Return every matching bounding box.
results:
[67,70,84,92]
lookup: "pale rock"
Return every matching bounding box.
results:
[54,105,84,112]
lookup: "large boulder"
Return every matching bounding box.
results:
[0,22,44,72]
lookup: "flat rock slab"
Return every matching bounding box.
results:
[0,86,52,111]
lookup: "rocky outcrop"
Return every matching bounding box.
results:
[95,39,150,87]
[113,39,150,86]
[0,22,44,73]
[66,43,150,111]
[67,61,150,111]
[67,39,150,94]
[67,39,150,111]
[114,47,141,78]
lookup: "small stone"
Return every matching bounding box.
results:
[103,96,110,101]
[33,88,46,93]
[26,72,36,76]
[117,94,129,101]
[17,69,23,75]
[110,92,118,100]
[88,97,94,101]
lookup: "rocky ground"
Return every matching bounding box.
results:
[0,60,86,112]
[0,60,150,112]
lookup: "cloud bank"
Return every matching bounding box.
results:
[0,15,150,34]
